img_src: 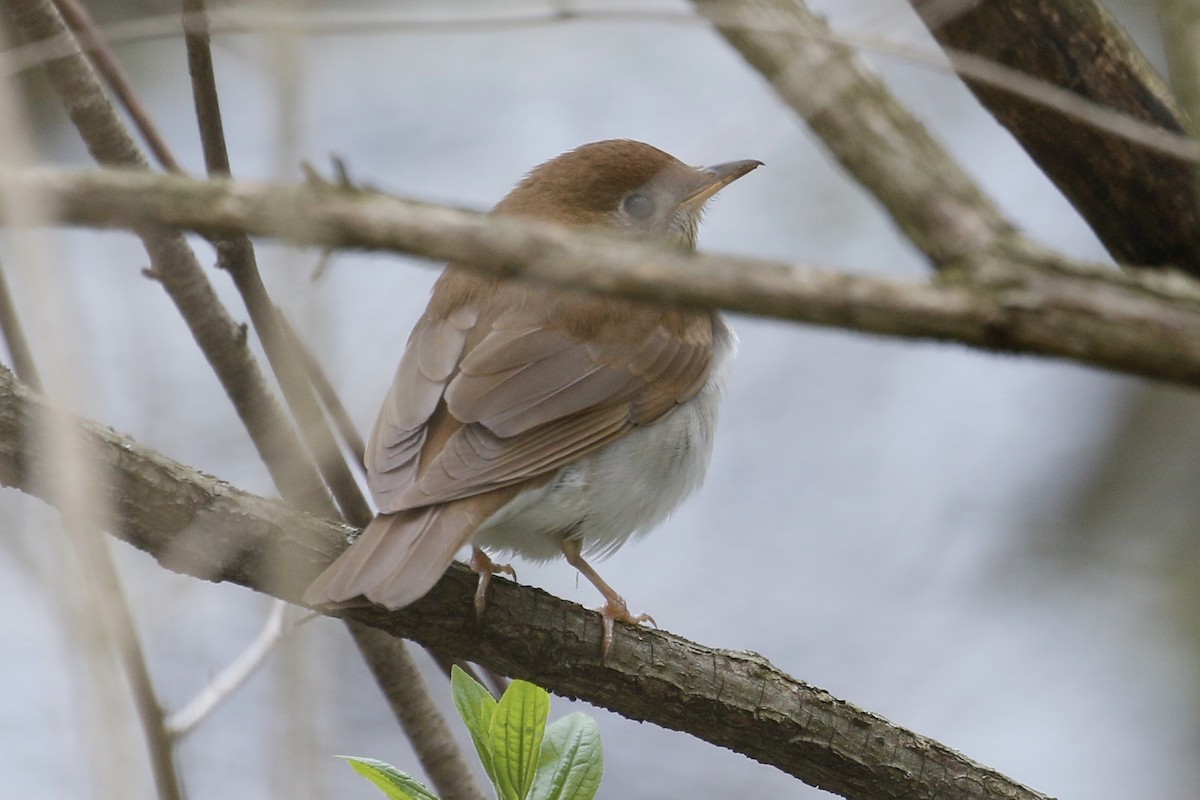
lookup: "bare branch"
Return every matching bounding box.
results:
[165,600,290,739]
[0,257,42,390]
[3,0,332,514]
[0,364,1051,800]
[8,166,1200,388]
[72,518,183,800]
[279,315,368,473]
[49,0,183,172]
[1159,0,1200,130]
[5,5,1199,168]
[692,0,1010,269]
[911,0,1200,270]
[180,0,372,527]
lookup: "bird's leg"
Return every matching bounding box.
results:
[469,547,517,617]
[561,538,655,655]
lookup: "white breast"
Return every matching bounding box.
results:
[472,316,735,562]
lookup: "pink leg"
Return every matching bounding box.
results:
[561,539,654,655]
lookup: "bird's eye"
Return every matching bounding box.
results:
[622,193,655,220]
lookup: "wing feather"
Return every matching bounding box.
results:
[367,290,715,513]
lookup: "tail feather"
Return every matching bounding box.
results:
[303,505,475,609]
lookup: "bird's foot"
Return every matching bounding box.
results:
[561,539,656,656]
[596,594,656,657]
[469,547,517,617]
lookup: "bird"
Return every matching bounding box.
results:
[304,139,760,652]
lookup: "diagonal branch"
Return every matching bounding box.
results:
[690,0,1012,270]
[7,166,1200,388]
[911,0,1200,271]
[0,363,1051,800]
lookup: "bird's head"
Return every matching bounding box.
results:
[494,139,761,249]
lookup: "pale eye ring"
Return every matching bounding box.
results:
[622,192,655,220]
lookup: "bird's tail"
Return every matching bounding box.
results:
[303,503,477,610]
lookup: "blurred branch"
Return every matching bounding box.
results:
[50,0,182,172]
[179,6,489,793]
[181,0,371,528]
[9,166,1200,387]
[0,251,181,800]
[6,5,1197,164]
[3,0,330,513]
[0,83,180,799]
[165,600,290,739]
[691,0,1009,269]
[63,509,183,800]
[0,267,184,800]
[348,622,489,800]
[911,0,1200,271]
[0,364,1050,800]
[1159,0,1200,129]
[0,258,41,391]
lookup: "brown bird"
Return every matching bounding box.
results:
[304,140,760,650]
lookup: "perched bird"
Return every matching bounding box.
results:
[304,139,760,650]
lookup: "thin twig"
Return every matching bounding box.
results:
[178,5,487,795]
[68,515,184,800]
[166,599,290,739]
[0,258,42,391]
[182,0,371,526]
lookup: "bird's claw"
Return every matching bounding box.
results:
[469,548,516,618]
[597,596,655,657]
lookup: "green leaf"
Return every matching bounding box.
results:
[339,756,440,800]
[450,665,500,794]
[528,713,603,800]
[489,679,551,800]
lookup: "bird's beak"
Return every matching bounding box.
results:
[678,159,763,210]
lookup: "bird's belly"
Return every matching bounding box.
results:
[472,318,733,562]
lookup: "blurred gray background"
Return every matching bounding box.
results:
[4,1,1199,798]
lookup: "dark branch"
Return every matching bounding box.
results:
[911,0,1200,272]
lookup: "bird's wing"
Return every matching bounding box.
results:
[367,298,714,513]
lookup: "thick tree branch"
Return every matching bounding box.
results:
[7,166,1200,388]
[0,364,1050,800]
[912,0,1200,272]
